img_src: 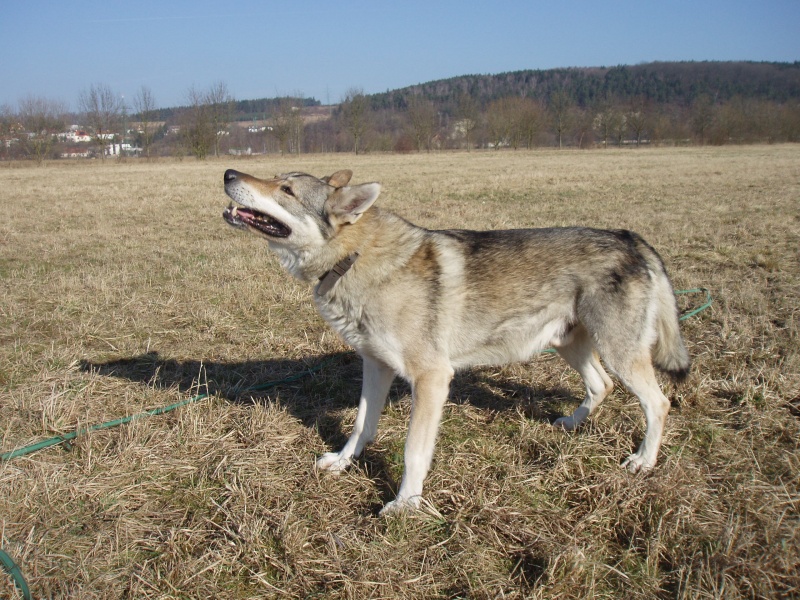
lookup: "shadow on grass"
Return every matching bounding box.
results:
[79,350,361,425]
[80,350,578,509]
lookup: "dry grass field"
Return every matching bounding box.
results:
[1,146,798,599]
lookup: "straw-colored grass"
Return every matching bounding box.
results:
[1,146,798,599]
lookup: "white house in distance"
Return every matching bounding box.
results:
[55,125,141,157]
[58,126,92,143]
[61,147,91,159]
[105,142,141,156]
[58,125,116,143]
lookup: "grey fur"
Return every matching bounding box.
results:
[223,168,690,513]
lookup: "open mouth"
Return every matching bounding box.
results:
[223,204,291,238]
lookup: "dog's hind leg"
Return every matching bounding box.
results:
[615,357,671,472]
[316,355,394,472]
[576,280,671,471]
[552,325,614,431]
[380,364,453,515]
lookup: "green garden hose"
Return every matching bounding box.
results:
[0,548,30,600]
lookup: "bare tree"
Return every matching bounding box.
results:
[178,82,235,159]
[79,83,122,160]
[779,101,800,142]
[549,89,573,148]
[132,85,157,158]
[288,100,304,155]
[627,97,650,146]
[271,98,304,155]
[455,93,478,150]
[0,104,14,160]
[593,99,623,147]
[690,94,715,144]
[407,96,436,152]
[17,95,67,164]
[181,85,215,159]
[518,98,545,149]
[205,81,234,157]
[493,97,544,150]
[341,87,370,154]
[271,100,290,155]
[486,98,514,149]
[612,110,628,146]
[572,107,595,148]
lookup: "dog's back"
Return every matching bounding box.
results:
[381,224,690,380]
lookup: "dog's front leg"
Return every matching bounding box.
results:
[380,365,453,515]
[316,355,394,472]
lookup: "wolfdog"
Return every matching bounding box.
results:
[222,168,690,514]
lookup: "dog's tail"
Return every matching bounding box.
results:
[649,258,691,382]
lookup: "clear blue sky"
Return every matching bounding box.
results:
[1,0,798,110]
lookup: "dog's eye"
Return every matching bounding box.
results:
[281,185,294,196]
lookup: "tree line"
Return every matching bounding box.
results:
[370,61,800,112]
[2,62,799,163]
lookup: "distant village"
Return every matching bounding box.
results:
[56,125,137,158]
[1,108,314,161]
[3,121,164,160]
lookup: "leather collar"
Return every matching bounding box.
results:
[316,252,360,296]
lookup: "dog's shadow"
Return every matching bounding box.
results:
[79,350,363,431]
[80,351,577,512]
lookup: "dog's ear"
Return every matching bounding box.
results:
[323,170,353,188]
[326,183,381,225]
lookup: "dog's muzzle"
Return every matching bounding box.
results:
[223,170,292,238]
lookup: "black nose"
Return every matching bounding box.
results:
[224,169,238,183]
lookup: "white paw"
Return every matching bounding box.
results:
[379,495,422,516]
[315,452,352,473]
[553,415,581,431]
[553,406,590,431]
[621,452,655,473]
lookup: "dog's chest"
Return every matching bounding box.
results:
[315,296,369,348]
[315,296,407,372]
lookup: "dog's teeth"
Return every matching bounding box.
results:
[231,207,238,217]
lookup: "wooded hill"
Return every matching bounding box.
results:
[368,61,800,113]
[225,60,800,151]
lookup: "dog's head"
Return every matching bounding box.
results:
[223,169,380,252]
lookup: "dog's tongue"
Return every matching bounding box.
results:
[224,205,255,220]
[238,207,267,220]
